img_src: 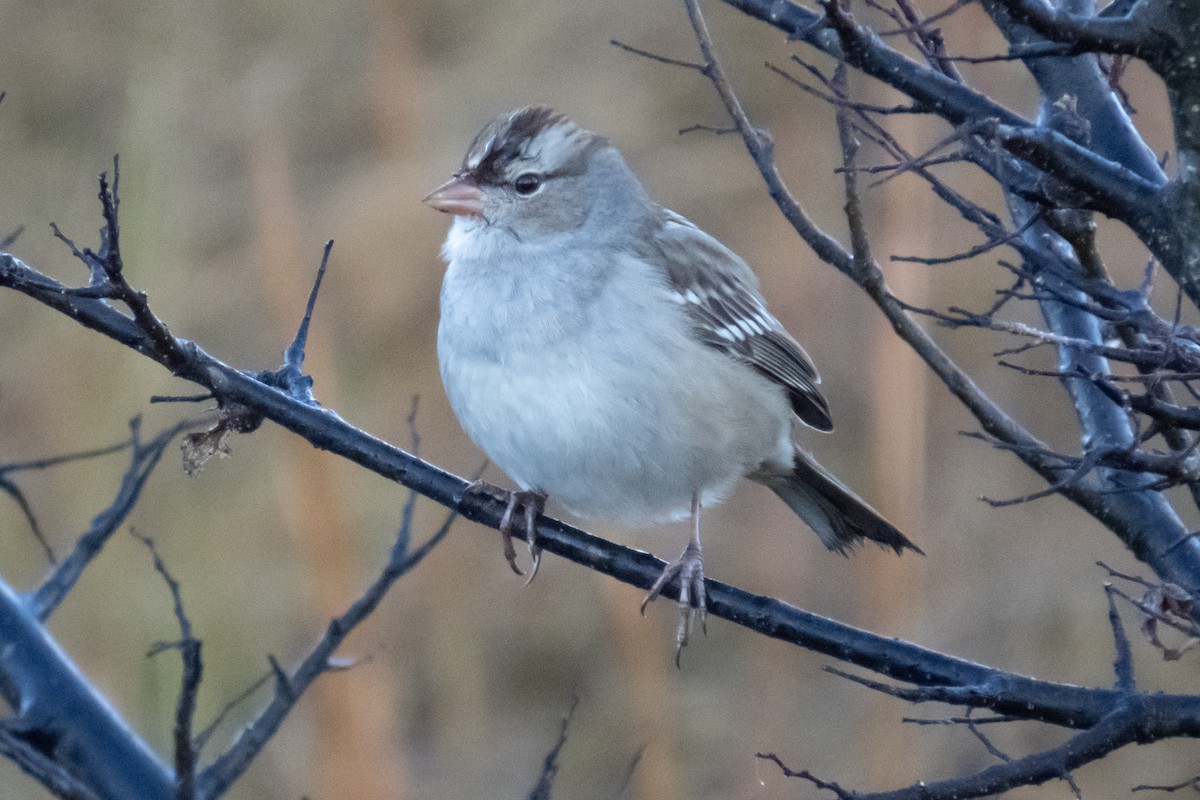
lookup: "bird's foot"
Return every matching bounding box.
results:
[641,539,707,666]
[493,487,546,583]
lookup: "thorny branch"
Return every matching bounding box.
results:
[196,404,468,798]
[0,433,136,565]
[720,0,1200,309]
[3,0,1200,795]
[665,0,1200,588]
[647,0,1200,795]
[526,698,579,800]
[5,142,1200,796]
[0,218,469,798]
[134,531,202,800]
[29,416,203,621]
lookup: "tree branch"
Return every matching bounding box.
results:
[29,417,200,622]
[716,0,1200,307]
[134,530,202,800]
[988,0,1161,61]
[195,423,463,798]
[682,0,1200,594]
[0,579,173,799]
[763,699,1154,799]
[6,198,1199,755]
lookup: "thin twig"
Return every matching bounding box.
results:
[1133,774,1200,792]
[30,417,202,620]
[526,697,579,800]
[1105,584,1136,692]
[610,39,705,72]
[0,225,24,250]
[755,753,854,799]
[965,708,1014,764]
[194,671,271,754]
[133,530,201,800]
[197,481,467,797]
[0,724,105,800]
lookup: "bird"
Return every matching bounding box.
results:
[424,106,920,657]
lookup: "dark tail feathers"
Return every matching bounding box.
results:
[755,447,922,556]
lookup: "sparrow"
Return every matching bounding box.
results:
[425,107,920,656]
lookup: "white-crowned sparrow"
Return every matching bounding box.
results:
[425,107,919,654]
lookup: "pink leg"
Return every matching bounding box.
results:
[641,492,707,664]
[496,488,546,580]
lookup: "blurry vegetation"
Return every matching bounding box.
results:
[3,0,1200,798]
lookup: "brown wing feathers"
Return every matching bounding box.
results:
[652,211,833,432]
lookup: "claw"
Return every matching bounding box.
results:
[642,540,706,665]
[641,493,707,665]
[524,547,542,586]
[523,497,544,586]
[487,487,546,579]
[498,492,526,576]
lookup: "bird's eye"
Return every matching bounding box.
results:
[513,173,542,195]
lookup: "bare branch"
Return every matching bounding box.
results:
[755,753,854,800]
[610,39,705,72]
[680,0,858,277]
[0,724,105,800]
[196,470,466,797]
[0,432,148,566]
[1133,774,1200,793]
[675,0,1200,587]
[525,698,579,800]
[764,700,1153,800]
[988,0,1164,62]
[0,579,173,798]
[1106,584,1137,692]
[30,417,202,621]
[11,228,1200,754]
[133,530,201,800]
[193,672,270,755]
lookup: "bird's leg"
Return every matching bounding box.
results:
[641,492,707,663]
[497,488,546,581]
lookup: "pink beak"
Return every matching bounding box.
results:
[423,174,484,217]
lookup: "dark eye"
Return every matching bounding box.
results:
[513,173,542,195]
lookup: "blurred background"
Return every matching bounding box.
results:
[0,0,1192,798]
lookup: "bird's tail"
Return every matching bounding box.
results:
[754,446,922,556]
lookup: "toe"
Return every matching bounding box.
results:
[523,542,542,586]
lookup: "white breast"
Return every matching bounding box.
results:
[437,224,793,525]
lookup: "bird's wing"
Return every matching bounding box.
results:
[647,209,833,432]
